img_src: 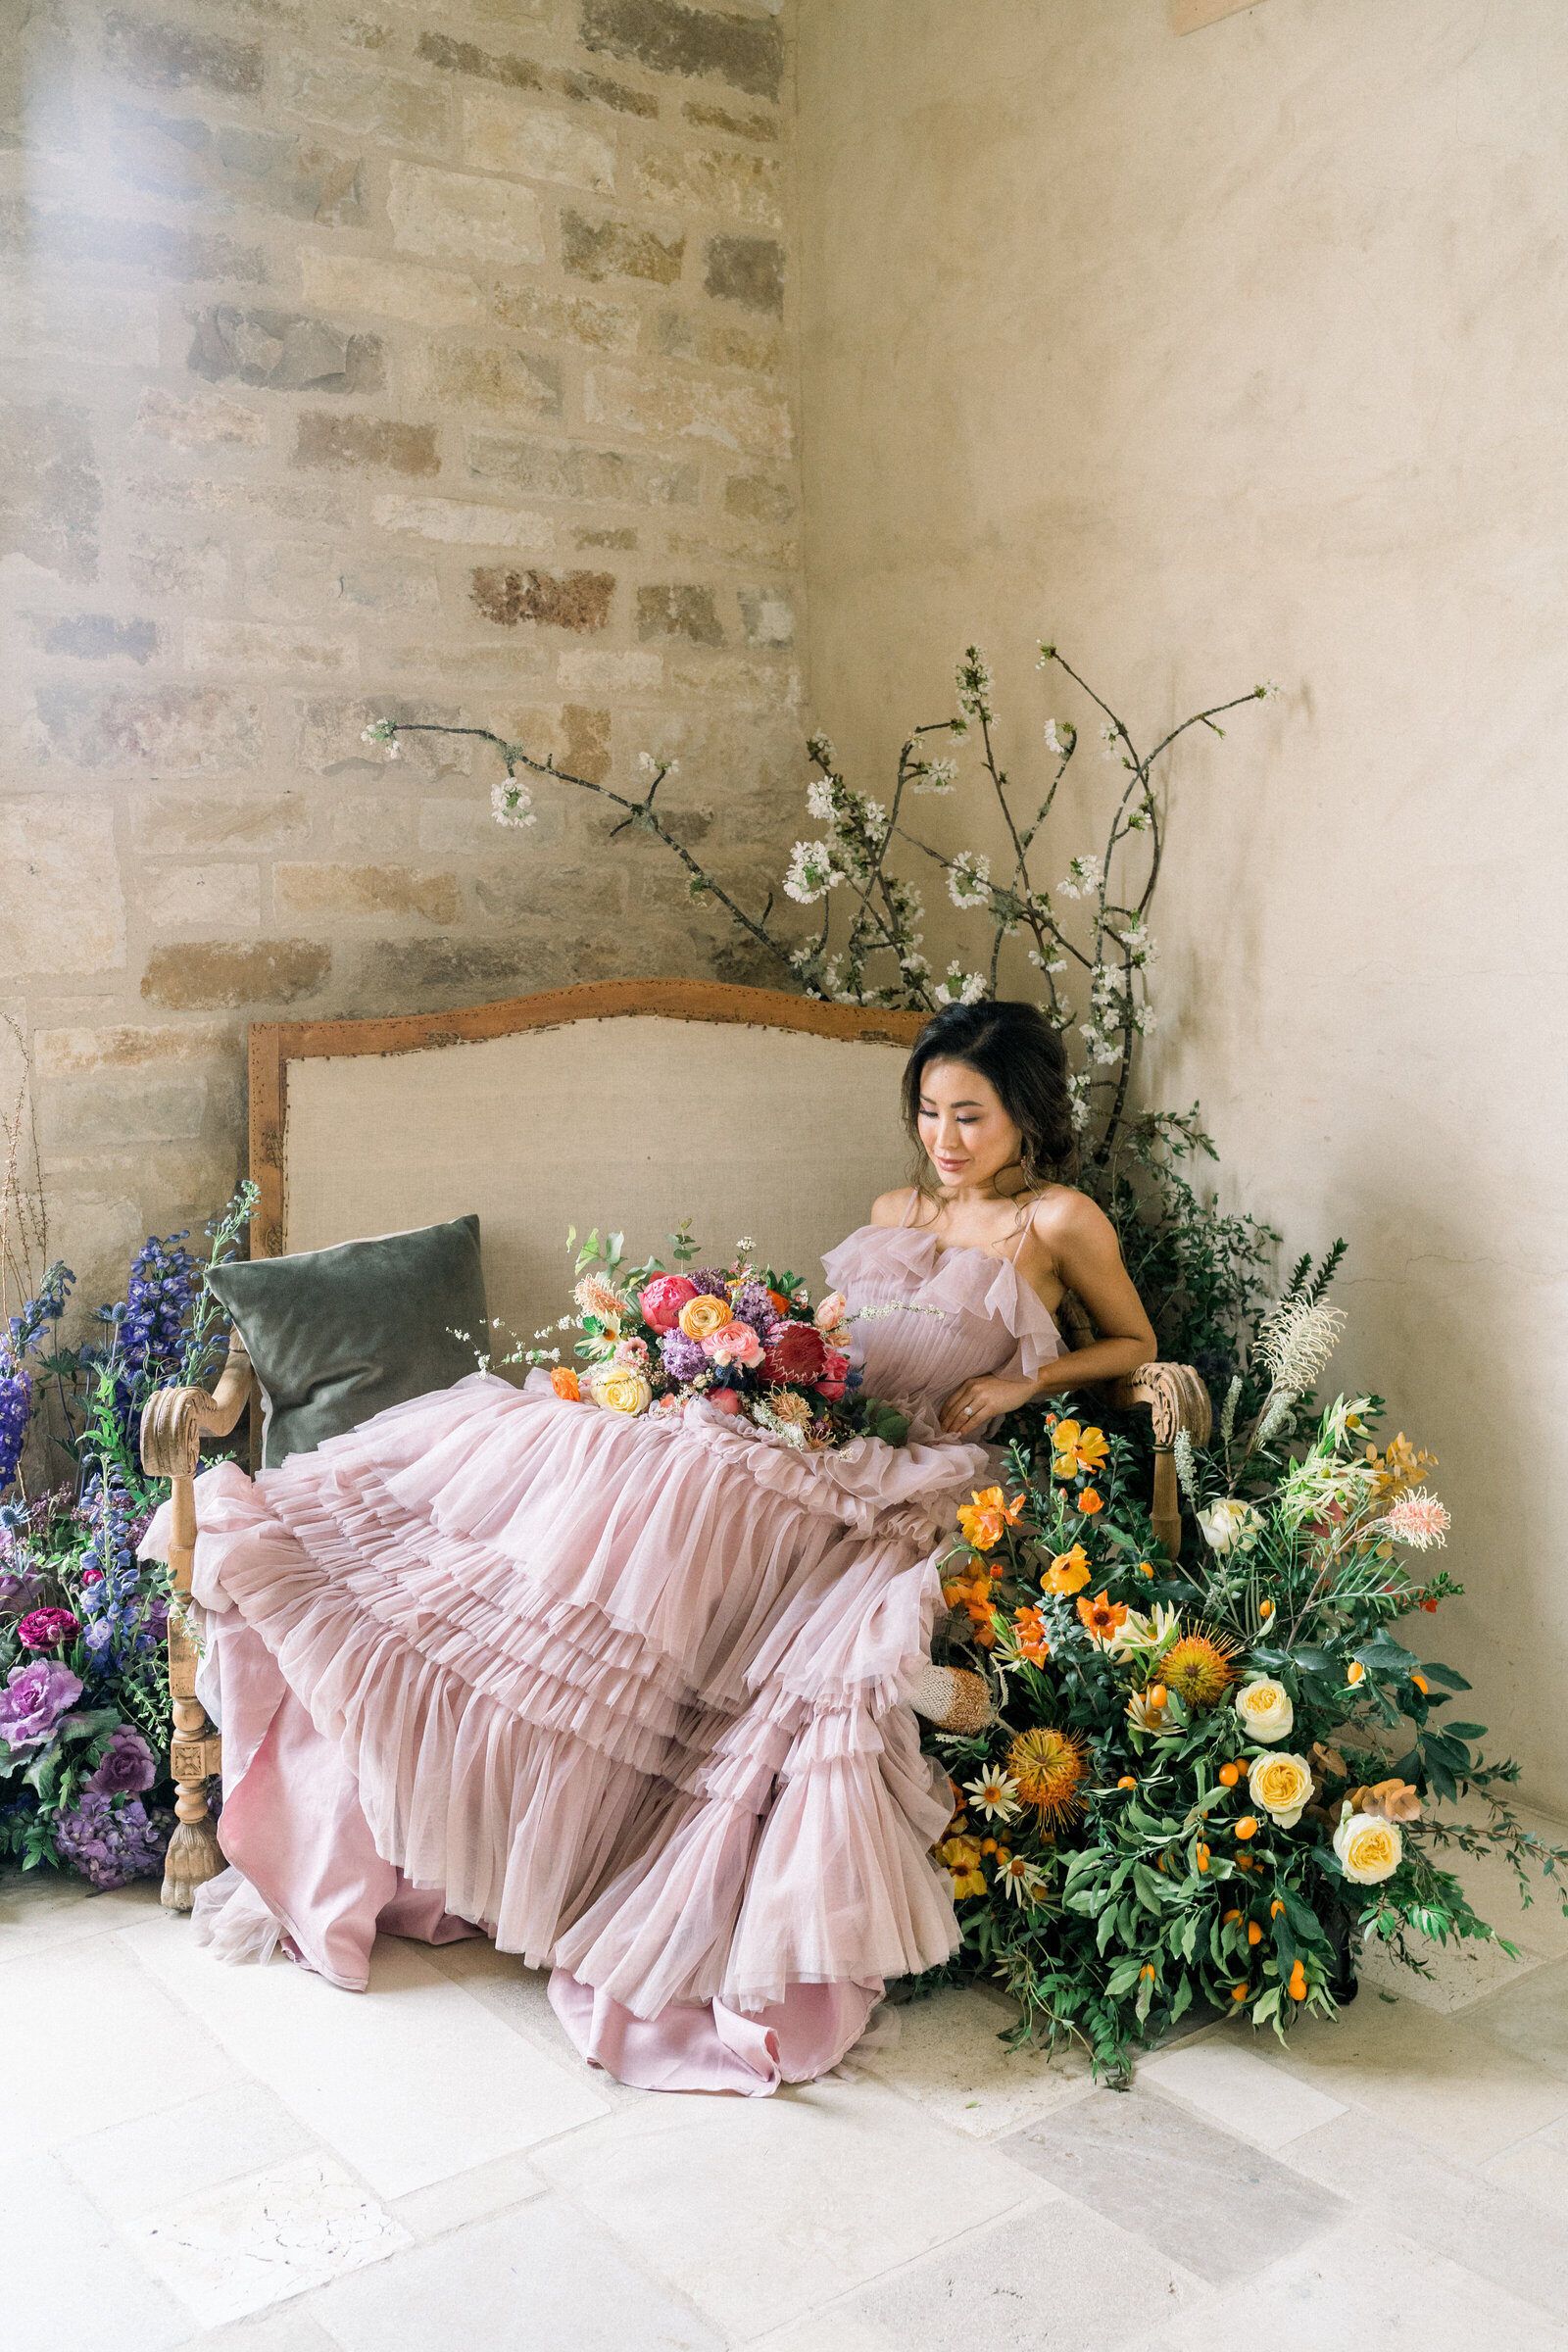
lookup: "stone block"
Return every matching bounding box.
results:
[561,209,683,284]
[636,583,722,644]
[125,535,228,598]
[328,798,419,856]
[474,860,627,922]
[297,251,482,329]
[370,495,556,552]
[467,431,699,506]
[0,802,124,975]
[663,651,795,705]
[738,585,793,646]
[101,11,264,98]
[42,1077,211,1151]
[112,104,368,226]
[128,475,356,526]
[280,57,450,153]
[562,68,658,118]
[186,619,357,674]
[187,306,384,395]
[366,640,550,687]
[578,0,782,103]
[33,684,264,772]
[576,524,635,550]
[704,232,783,315]
[416,29,545,91]
[408,338,562,422]
[464,92,615,190]
[490,283,639,353]
[273,862,460,923]
[584,363,789,454]
[243,543,439,620]
[723,471,793,523]
[3,203,267,284]
[0,283,160,368]
[136,387,269,446]
[33,1022,237,1077]
[557,648,661,692]
[138,863,262,930]
[131,791,308,856]
[292,412,439,477]
[0,398,101,581]
[389,162,545,267]
[635,143,782,229]
[141,939,332,1009]
[470,565,614,633]
[37,614,161,663]
[293,698,473,780]
[655,309,780,372]
[354,936,546,1004]
[683,98,776,142]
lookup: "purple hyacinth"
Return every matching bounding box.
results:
[53,1794,172,1891]
[688,1269,732,1300]
[84,1723,157,1799]
[730,1283,778,1333]
[0,1657,83,1753]
[660,1330,708,1382]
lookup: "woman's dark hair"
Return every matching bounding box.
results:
[902,1000,1078,1198]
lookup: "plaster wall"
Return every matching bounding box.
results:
[797,0,1568,1807]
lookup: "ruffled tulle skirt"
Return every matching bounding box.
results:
[148,1371,986,2091]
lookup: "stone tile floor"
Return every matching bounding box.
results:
[6,1806,1568,2352]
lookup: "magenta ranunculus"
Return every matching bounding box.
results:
[85,1722,158,1799]
[0,1657,83,1753]
[639,1274,699,1334]
[702,1320,764,1369]
[761,1321,828,1385]
[18,1605,80,1652]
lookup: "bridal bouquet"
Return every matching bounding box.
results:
[921,1282,1568,2074]
[523,1225,912,1452]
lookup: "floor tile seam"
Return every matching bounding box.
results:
[1480,2109,1568,2170]
[1123,2074,1333,2158]
[512,2180,754,2348]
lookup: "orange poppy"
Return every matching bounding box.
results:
[1043,1544,1092,1595]
[1075,1590,1128,1642]
[1077,1489,1105,1516]
[956,1485,1025,1551]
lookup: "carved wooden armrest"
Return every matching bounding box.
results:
[1111,1362,1212,1563]
[138,1326,257,1913]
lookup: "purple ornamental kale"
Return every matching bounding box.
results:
[84,1723,158,1799]
[687,1269,732,1300]
[53,1794,172,1891]
[660,1330,708,1383]
[0,1657,83,1753]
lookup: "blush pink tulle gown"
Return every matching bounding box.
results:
[142,1217,1061,2095]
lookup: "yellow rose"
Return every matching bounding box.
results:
[1234,1677,1294,1744]
[1248,1750,1313,1828]
[592,1365,653,1417]
[1333,1807,1403,1885]
[678,1293,732,1341]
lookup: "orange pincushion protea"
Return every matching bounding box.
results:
[1160,1629,1241,1712]
[1005,1726,1090,1827]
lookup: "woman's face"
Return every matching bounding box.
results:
[916,1058,1023,1193]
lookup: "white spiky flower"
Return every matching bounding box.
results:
[1255,1295,1347,1397]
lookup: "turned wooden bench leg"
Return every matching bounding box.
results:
[162,1471,223,1912]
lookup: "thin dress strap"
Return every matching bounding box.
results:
[1007,1203,1035,1263]
[898,1189,921,1230]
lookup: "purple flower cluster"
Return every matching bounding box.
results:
[116,1232,200,1384]
[730,1283,780,1334]
[77,1471,162,1672]
[687,1268,733,1300]
[53,1793,171,1890]
[660,1330,708,1382]
[0,1350,31,1492]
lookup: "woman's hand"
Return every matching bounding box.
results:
[938,1374,1040,1437]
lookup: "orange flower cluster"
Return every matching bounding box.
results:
[956,1485,1025,1551]
[942,1569,998,1646]
[1012,1603,1051,1665]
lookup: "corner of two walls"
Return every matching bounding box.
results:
[1,0,803,1310]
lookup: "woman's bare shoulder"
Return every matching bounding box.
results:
[1019,1184,1118,1252]
[869,1185,919,1229]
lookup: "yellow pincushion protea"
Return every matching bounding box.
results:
[1005,1726,1090,1828]
[1160,1630,1241,1712]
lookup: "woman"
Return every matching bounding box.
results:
[155,1001,1155,2094]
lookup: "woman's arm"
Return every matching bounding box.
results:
[937,1194,1156,1436]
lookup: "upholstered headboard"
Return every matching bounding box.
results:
[251,982,928,1362]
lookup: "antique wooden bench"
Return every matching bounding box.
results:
[140,979,1209,1910]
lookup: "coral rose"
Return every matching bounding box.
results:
[592,1365,653,1416]
[1333,1806,1403,1885]
[550,1366,581,1402]
[1234,1677,1294,1744]
[1248,1750,1313,1829]
[678,1293,734,1343]
[761,1321,827,1383]
[639,1274,698,1333]
[702,1320,764,1368]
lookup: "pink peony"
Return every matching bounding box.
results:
[813,1292,848,1332]
[762,1321,828,1385]
[18,1605,79,1652]
[706,1388,742,1415]
[702,1320,764,1369]
[639,1274,699,1334]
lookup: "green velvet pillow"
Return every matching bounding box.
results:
[208,1214,488,1469]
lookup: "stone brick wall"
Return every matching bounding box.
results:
[1,0,800,1303]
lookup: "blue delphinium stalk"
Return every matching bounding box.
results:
[0,1352,31,1491]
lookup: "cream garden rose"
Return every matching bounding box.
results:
[1196,1497,1264,1555]
[1248,1750,1313,1828]
[1333,1805,1403,1885]
[1234,1677,1294,1743]
[592,1365,653,1417]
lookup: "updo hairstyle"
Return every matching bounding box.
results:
[901,1000,1078,1199]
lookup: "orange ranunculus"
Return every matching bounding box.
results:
[551,1366,581,1402]
[957,1485,1025,1551]
[1076,1591,1128,1644]
[678,1293,734,1342]
[1077,1488,1104,1516]
[1043,1544,1092,1594]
